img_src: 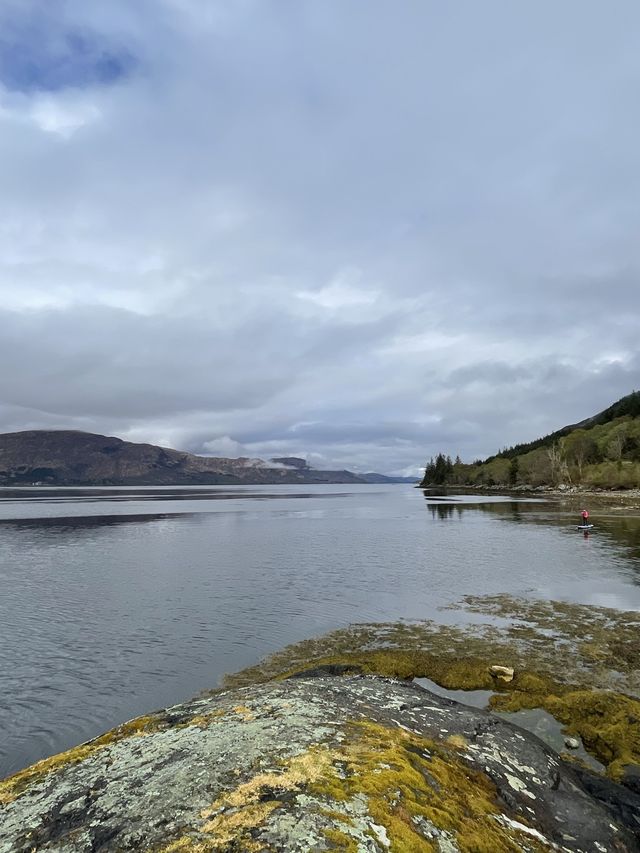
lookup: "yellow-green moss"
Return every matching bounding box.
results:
[0,705,244,803]
[201,802,279,850]
[249,642,640,778]
[309,721,547,853]
[220,594,640,780]
[276,651,640,779]
[492,688,640,779]
[458,594,640,681]
[322,828,361,852]
[156,721,550,851]
[190,746,337,849]
[274,650,503,691]
[274,650,563,704]
[225,596,640,697]
[230,704,255,721]
[0,714,163,804]
[158,838,215,852]
[187,710,226,728]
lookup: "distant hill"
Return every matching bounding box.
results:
[268,458,417,484]
[421,391,640,490]
[0,431,368,486]
[483,391,640,463]
[360,472,419,484]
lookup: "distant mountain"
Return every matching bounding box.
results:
[0,431,367,486]
[268,458,418,484]
[360,472,418,484]
[421,391,640,490]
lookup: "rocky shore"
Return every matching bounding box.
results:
[1,674,639,852]
[3,595,640,851]
[421,483,640,501]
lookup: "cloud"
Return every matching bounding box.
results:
[0,1,639,474]
[0,2,136,93]
[201,435,246,457]
[296,268,379,313]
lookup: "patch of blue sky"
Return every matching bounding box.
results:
[0,23,136,93]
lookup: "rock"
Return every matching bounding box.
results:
[565,737,581,750]
[574,765,640,837]
[489,664,515,682]
[0,676,637,852]
[622,764,640,796]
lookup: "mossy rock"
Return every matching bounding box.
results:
[1,676,637,851]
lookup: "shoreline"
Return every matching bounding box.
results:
[3,595,640,849]
[419,483,640,506]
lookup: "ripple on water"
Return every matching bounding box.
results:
[1,485,640,776]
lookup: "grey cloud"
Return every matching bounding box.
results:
[232,419,466,449]
[0,306,296,417]
[0,1,639,474]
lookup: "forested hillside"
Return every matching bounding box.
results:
[422,391,640,489]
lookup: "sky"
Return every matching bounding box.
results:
[0,1,639,475]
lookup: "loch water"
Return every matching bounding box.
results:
[1,484,640,777]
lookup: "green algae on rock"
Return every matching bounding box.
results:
[0,676,635,852]
[454,594,640,692]
[221,595,640,779]
[224,595,640,697]
[491,688,640,782]
[2,595,640,850]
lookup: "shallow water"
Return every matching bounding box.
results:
[1,484,639,776]
[413,676,604,772]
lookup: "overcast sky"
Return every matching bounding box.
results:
[0,1,638,475]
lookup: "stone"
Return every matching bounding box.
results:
[0,676,637,851]
[489,664,515,682]
[622,764,640,796]
[565,737,581,750]
[574,764,640,837]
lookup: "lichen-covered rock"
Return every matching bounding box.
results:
[223,597,640,783]
[0,676,637,852]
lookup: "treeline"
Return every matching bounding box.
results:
[422,453,459,485]
[484,391,640,463]
[421,393,640,490]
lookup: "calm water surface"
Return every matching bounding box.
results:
[1,484,639,776]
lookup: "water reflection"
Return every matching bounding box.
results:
[422,490,640,567]
[423,493,532,523]
[0,512,190,533]
[428,503,464,520]
[2,484,640,778]
[0,486,351,504]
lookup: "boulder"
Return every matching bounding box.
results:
[0,676,637,851]
[489,664,515,682]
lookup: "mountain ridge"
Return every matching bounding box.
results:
[483,390,640,464]
[0,429,374,486]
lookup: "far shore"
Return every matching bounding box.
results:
[418,483,640,509]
